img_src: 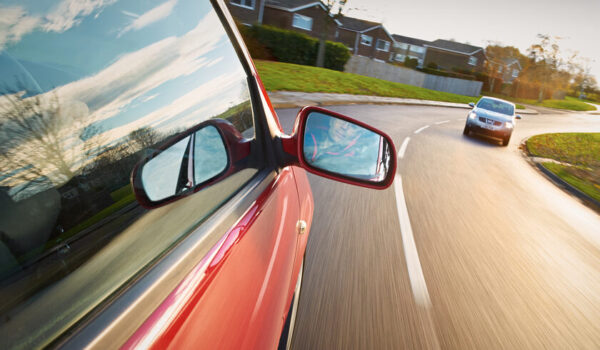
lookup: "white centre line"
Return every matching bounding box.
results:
[398,137,410,159]
[394,176,432,308]
[414,125,429,134]
[434,120,450,125]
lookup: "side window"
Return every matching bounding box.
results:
[292,14,313,31]
[230,0,255,9]
[375,39,390,52]
[360,34,373,46]
[0,0,259,347]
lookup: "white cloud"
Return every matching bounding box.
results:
[43,0,117,33]
[0,6,41,48]
[119,0,177,37]
[0,0,115,49]
[55,10,225,129]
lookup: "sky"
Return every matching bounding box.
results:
[342,0,600,81]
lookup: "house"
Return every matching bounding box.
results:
[262,0,340,39]
[494,58,522,83]
[226,0,266,25]
[423,39,486,72]
[336,16,394,62]
[390,34,430,68]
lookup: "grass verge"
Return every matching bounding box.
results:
[486,93,596,111]
[527,133,600,202]
[255,60,480,105]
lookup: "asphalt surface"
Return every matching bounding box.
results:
[274,105,600,349]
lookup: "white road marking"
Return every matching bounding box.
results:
[398,137,410,159]
[435,120,449,125]
[414,125,429,134]
[394,176,432,308]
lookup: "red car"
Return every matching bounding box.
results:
[0,0,395,348]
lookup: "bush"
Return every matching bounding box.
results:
[404,57,418,69]
[239,24,350,71]
[426,62,438,69]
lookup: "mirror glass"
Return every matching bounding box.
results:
[303,112,391,183]
[141,125,228,202]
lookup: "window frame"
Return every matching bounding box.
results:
[229,0,255,10]
[468,56,478,66]
[375,39,390,52]
[512,68,519,78]
[360,34,373,46]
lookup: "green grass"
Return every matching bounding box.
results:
[486,93,596,111]
[566,95,598,105]
[527,133,600,203]
[255,60,479,105]
[54,192,137,245]
[542,162,600,202]
[110,184,133,202]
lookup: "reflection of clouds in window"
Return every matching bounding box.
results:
[0,0,116,49]
[55,10,224,125]
[43,0,118,32]
[118,0,178,37]
[0,6,247,196]
[0,7,41,49]
[106,70,245,142]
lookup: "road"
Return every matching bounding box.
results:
[274,104,600,349]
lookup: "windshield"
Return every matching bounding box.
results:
[476,99,515,115]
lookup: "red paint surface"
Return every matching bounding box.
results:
[123,168,302,350]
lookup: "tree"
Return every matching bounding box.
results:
[316,0,347,68]
[0,90,101,195]
[525,34,576,101]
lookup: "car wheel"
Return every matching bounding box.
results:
[502,135,511,146]
[277,260,304,350]
[463,125,470,136]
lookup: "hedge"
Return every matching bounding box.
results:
[238,24,351,71]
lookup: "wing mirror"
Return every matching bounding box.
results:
[468,102,475,108]
[282,106,396,189]
[131,119,250,208]
[516,115,522,119]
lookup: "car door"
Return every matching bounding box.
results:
[0,0,303,348]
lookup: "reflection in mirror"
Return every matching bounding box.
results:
[303,112,391,183]
[141,126,227,202]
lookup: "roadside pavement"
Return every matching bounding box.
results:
[267,91,540,114]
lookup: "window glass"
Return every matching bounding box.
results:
[231,0,255,9]
[394,42,408,50]
[512,69,519,77]
[292,14,313,31]
[360,34,373,46]
[0,0,259,347]
[409,45,425,54]
[376,39,390,52]
[395,54,406,62]
[477,99,514,115]
[468,56,478,65]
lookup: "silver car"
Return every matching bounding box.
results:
[463,97,522,146]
